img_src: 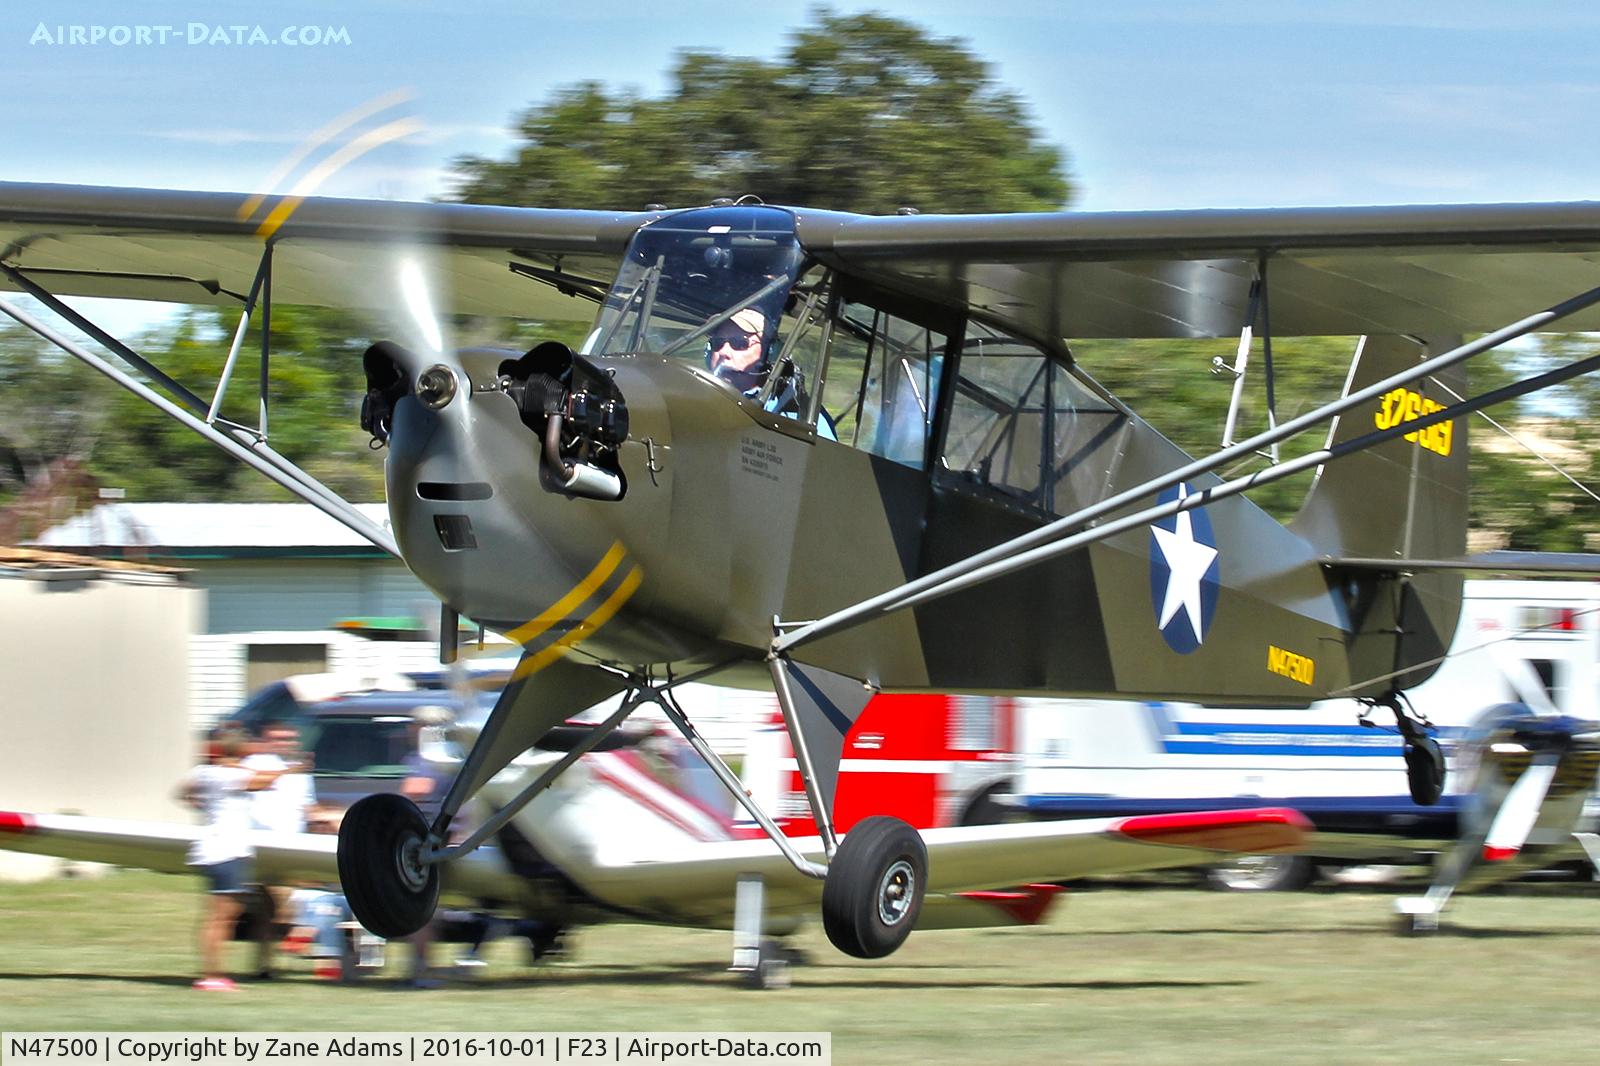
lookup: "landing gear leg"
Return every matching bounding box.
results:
[766,647,929,958]
[337,656,631,940]
[665,650,928,960]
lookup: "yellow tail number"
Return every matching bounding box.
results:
[1374,387,1453,457]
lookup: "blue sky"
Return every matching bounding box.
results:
[5,0,1600,212]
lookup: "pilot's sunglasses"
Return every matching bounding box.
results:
[710,329,758,351]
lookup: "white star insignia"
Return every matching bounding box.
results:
[1151,483,1218,646]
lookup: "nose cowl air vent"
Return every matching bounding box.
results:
[498,341,629,501]
[434,514,478,551]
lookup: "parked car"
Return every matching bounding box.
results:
[218,672,418,737]
[297,689,495,811]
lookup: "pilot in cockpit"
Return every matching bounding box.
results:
[706,307,771,393]
[707,306,837,440]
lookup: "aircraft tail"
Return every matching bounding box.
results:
[1290,334,1469,694]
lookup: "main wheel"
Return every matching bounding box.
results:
[336,793,440,940]
[820,816,927,959]
[1404,734,1446,806]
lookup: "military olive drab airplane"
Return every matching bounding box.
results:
[5,181,1600,960]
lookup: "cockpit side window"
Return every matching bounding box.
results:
[942,321,1125,514]
[816,287,951,470]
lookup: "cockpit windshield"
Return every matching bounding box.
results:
[585,206,805,367]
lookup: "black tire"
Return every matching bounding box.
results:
[820,816,927,959]
[1405,734,1446,806]
[336,793,440,940]
[957,785,1013,827]
[1204,854,1314,892]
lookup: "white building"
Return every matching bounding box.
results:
[0,547,200,878]
[35,502,462,727]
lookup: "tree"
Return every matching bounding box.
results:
[85,306,388,503]
[0,305,389,535]
[450,11,1072,214]
[1075,333,1600,546]
[0,320,119,498]
[1466,333,1600,551]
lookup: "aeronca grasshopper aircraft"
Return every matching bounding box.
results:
[4,181,1600,960]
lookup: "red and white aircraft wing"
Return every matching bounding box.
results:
[2,805,1306,932]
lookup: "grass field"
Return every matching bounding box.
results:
[2,870,1598,1064]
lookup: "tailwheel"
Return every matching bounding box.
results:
[1365,692,1446,807]
[336,794,440,940]
[820,816,927,959]
[1404,733,1446,807]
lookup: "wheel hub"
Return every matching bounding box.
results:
[394,832,430,892]
[877,859,915,926]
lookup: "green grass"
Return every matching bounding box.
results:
[2,871,1599,1065]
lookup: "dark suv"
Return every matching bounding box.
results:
[297,689,495,810]
[214,682,490,808]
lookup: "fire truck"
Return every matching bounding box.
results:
[738,692,1019,837]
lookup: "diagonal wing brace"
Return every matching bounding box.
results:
[0,269,397,555]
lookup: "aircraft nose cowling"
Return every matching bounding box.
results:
[383,383,575,627]
[379,350,676,665]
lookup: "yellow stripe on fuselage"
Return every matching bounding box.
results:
[504,541,627,647]
[512,566,644,681]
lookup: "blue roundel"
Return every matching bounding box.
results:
[1147,482,1221,654]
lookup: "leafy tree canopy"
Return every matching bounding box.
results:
[4,10,1597,557]
[450,11,1073,214]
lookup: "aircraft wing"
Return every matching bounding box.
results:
[0,811,513,903]
[6,806,1306,933]
[0,181,655,321]
[574,808,1310,922]
[7,182,1600,341]
[816,200,1600,340]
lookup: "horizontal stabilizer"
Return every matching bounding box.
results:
[1113,808,1310,854]
[918,884,1066,930]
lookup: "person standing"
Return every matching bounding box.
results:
[398,704,456,987]
[179,726,301,992]
[241,721,316,979]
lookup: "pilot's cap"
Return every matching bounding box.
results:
[729,307,766,337]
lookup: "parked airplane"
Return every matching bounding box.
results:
[5,181,1600,957]
[0,717,1307,983]
[1391,702,1600,933]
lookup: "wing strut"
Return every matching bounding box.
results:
[1217,265,1262,451]
[773,277,1600,656]
[0,290,399,554]
[1215,255,1281,461]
